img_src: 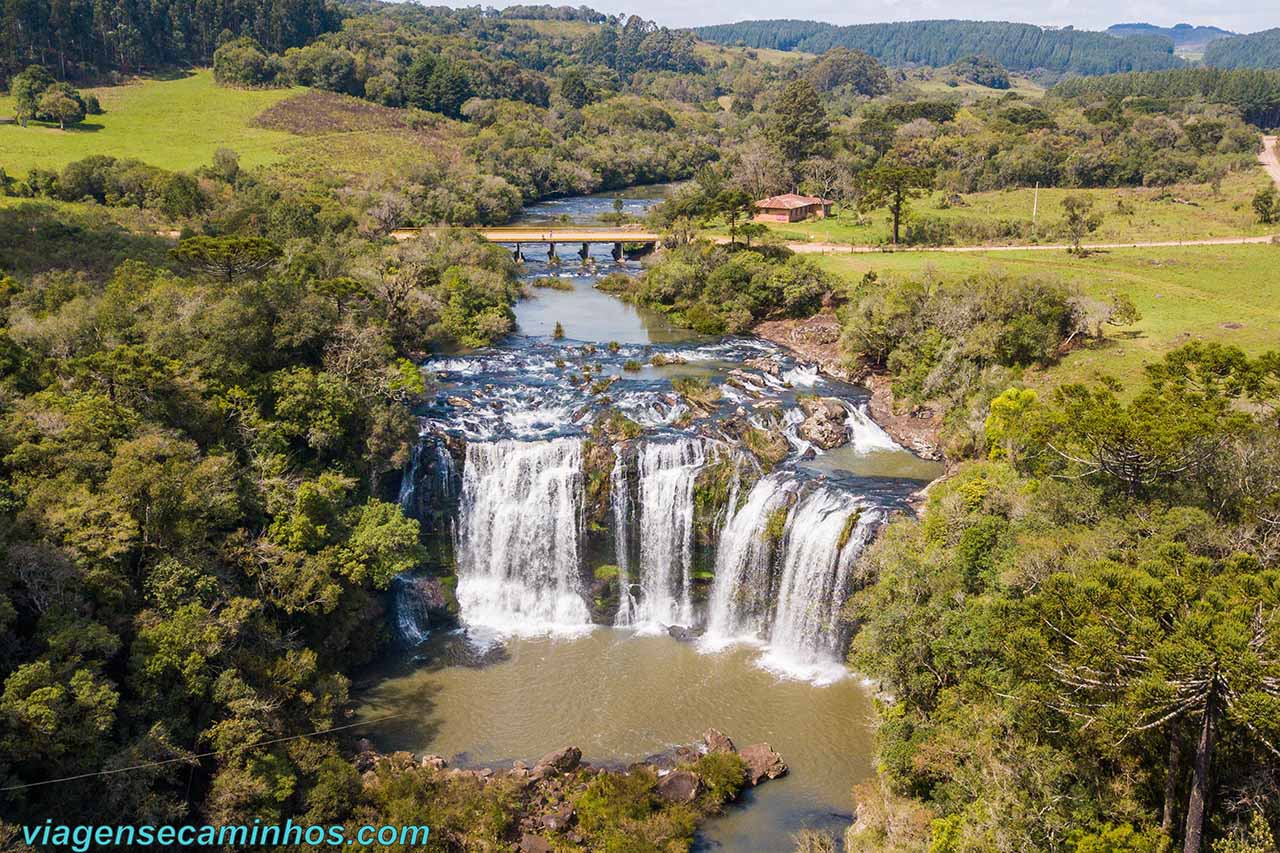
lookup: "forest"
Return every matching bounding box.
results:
[693,20,1187,77]
[2,2,1280,851]
[1204,29,1280,71]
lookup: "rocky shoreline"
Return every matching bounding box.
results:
[352,729,786,851]
[750,313,945,461]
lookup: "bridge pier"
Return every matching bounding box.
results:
[546,242,559,265]
[512,243,524,262]
[579,242,590,260]
[612,242,623,261]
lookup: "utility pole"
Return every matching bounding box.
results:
[1032,182,1040,239]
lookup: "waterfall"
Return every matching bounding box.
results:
[631,438,706,629]
[455,438,592,635]
[703,474,796,644]
[610,450,639,627]
[846,404,899,454]
[391,574,431,646]
[763,488,881,681]
[398,441,422,511]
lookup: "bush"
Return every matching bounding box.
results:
[213,37,286,88]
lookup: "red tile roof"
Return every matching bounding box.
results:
[754,193,833,209]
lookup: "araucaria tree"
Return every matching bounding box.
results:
[857,157,934,245]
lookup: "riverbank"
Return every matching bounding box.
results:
[750,313,945,461]
[348,724,786,851]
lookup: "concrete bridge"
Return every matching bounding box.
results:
[390,226,663,260]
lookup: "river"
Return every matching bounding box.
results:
[356,185,942,850]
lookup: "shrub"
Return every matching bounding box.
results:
[213,37,285,88]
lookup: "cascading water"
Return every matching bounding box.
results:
[610,451,639,627]
[764,489,881,682]
[631,438,706,629]
[703,474,796,644]
[455,438,592,635]
[391,574,432,647]
[845,404,900,454]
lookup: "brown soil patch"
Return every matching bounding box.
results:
[251,90,411,135]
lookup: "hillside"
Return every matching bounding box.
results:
[1107,22,1235,56]
[1205,27,1280,69]
[693,19,1186,76]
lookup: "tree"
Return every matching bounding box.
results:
[1253,187,1278,225]
[171,236,282,282]
[560,68,592,108]
[1014,549,1280,853]
[856,158,933,245]
[807,47,890,96]
[11,65,55,125]
[765,79,830,166]
[212,37,284,88]
[715,189,753,245]
[38,88,86,130]
[1061,194,1104,254]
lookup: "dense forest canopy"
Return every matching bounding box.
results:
[1052,67,1280,127]
[694,19,1187,77]
[1205,28,1280,71]
[0,0,342,83]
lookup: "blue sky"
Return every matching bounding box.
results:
[463,1,1276,35]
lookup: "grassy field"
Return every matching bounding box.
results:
[0,72,457,189]
[813,242,1280,391]
[694,41,813,66]
[0,70,300,173]
[904,71,1045,99]
[742,170,1277,247]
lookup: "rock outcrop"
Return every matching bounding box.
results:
[740,742,788,785]
[656,770,702,803]
[798,396,849,449]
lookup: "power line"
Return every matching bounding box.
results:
[1,712,411,792]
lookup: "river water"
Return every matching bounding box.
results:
[357,185,942,850]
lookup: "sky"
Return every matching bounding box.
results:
[459,0,1278,35]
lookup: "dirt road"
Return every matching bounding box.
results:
[1261,135,1280,189]
[782,234,1278,255]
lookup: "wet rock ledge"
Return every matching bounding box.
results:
[352,729,786,851]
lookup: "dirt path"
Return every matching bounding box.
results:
[1261,135,1280,190]
[780,234,1278,255]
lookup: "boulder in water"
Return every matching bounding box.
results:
[798,397,850,450]
[667,625,697,642]
[532,746,582,779]
[656,770,702,803]
[702,728,736,755]
[740,742,788,785]
[745,355,783,376]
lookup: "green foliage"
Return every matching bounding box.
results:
[172,236,282,282]
[1253,187,1279,225]
[842,271,1077,403]
[949,54,1010,89]
[849,346,1280,853]
[691,752,748,810]
[619,240,833,334]
[1205,28,1280,71]
[696,19,1186,76]
[213,37,286,88]
[767,78,831,166]
[857,157,934,245]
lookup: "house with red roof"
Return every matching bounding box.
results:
[753,193,833,223]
